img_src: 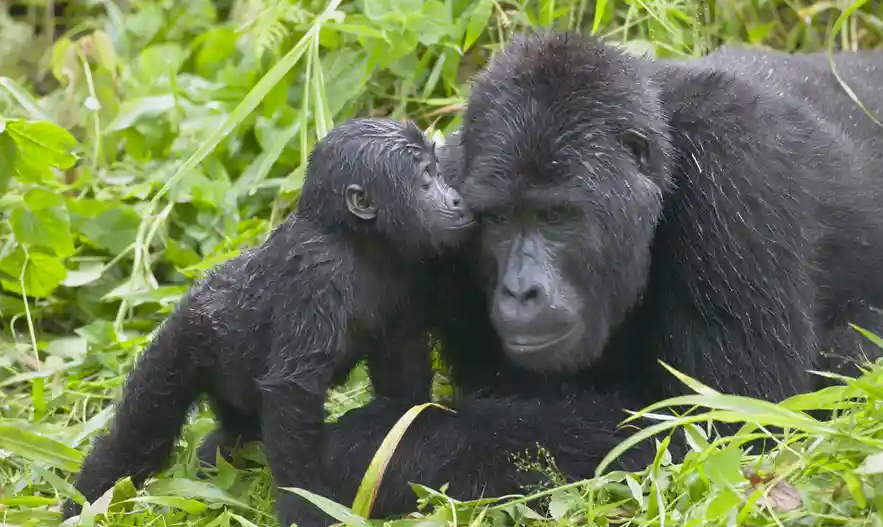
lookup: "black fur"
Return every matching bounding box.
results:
[61,118,474,527]
[315,32,883,520]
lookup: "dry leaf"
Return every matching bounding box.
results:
[764,479,802,512]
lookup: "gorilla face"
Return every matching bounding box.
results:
[458,32,674,373]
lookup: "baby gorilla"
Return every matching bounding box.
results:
[62,118,474,527]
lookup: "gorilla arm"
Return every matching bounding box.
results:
[258,281,350,527]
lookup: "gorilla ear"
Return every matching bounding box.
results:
[620,130,650,168]
[345,184,377,220]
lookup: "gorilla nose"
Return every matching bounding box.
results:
[498,281,547,321]
[446,190,465,213]
[503,283,542,304]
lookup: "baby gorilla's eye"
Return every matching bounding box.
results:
[419,167,433,191]
[620,130,650,167]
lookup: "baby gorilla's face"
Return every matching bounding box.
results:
[413,153,475,248]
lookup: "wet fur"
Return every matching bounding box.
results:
[314,32,883,521]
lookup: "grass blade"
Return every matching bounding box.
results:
[351,402,453,518]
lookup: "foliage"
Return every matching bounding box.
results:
[0,0,882,526]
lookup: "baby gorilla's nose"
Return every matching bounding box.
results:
[445,188,464,211]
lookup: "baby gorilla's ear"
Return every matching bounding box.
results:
[345,184,377,220]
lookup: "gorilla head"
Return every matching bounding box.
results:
[458,32,675,372]
[301,118,474,257]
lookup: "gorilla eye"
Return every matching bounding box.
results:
[419,167,433,191]
[483,212,506,225]
[538,208,565,225]
[621,131,650,167]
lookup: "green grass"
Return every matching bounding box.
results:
[1,0,883,525]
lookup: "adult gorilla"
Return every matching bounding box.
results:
[317,31,883,521]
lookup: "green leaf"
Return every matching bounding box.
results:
[592,0,608,34]
[0,132,16,193]
[104,94,177,133]
[282,488,372,527]
[128,496,208,515]
[658,361,720,396]
[390,0,424,16]
[704,446,743,487]
[0,425,84,472]
[856,452,883,475]
[6,119,77,171]
[352,402,452,517]
[108,477,138,515]
[705,488,741,520]
[79,206,143,255]
[61,261,106,288]
[363,0,393,21]
[0,249,67,298]
[464,0,494,51]
[33,465,85,503]
[144,478,254,511]
[10,188,75,258]
[415,1,451,46]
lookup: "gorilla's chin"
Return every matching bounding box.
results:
[500,322,592,373]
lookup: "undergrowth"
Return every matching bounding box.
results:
[1,0,882,526]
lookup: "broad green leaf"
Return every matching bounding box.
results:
[391,0,423,14]
[0,249,67,298]
[704,446,743,487]
[10,188,75,258]
[363,0,393,21]
[415,1,452,46]
[0,425,83,472]
[91,30,119,72]
[79,206,143,255]
[195,28,237,78]
[61,261,106,288]
[6,119,77,170]
[107,477,138,515]
[705,488,741,520]
[104,94,177,133]
[44,336,88,360]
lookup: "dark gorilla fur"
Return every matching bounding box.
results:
[313,32,883,522]
[62,118,474,527]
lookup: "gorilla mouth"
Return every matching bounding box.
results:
[447,219,477,230]
[503,326,578,354]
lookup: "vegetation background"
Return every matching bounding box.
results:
[1,0,882,526]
